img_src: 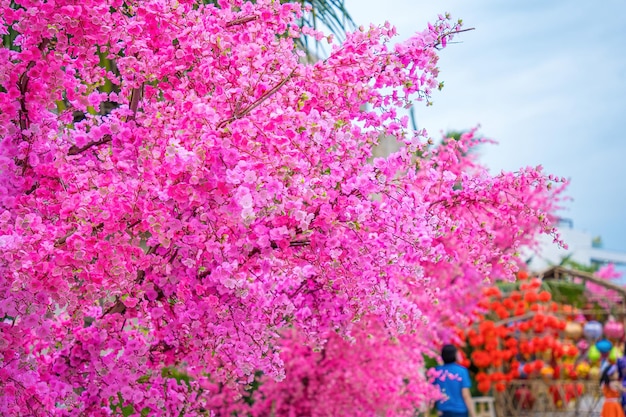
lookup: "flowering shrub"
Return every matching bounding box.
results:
[586,264,624,311]
[0,0,565,415]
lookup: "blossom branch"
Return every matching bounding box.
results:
[226,15,259,27]
[67,135,112,156]
[217,68,297,129]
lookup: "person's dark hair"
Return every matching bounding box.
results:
[600,364,618,387]
[441,344,458,364]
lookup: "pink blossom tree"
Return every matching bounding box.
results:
[585,264,623,311]
[0,0,565,415]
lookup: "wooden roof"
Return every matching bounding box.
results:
[538,266,626,298]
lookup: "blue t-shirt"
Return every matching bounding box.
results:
[433,363,472,413]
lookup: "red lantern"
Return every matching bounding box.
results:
[478,380,491,394]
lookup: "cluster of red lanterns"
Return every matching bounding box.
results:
[457,273,570,394]
[455,270,626,412]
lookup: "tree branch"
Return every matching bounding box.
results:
[217,68,297,129]
[226,15,258,27]
[54,228,77,247]
[128,85,143,120]
[68,135,112,156]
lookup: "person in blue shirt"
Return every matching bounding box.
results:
[433,345,476,417]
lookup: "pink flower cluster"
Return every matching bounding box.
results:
[586,264,623,311]
[0,0,565,415]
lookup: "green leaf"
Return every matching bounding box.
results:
[543,280,586,307]
[121,404,135,417]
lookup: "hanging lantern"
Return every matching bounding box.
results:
[589,365,601,380]
[541,365,555,381]
[583,321,603,340]
[576,362,590,378]
[609,347,624,363]
[577,339,589,352]
[562,342,579,361]
[562,363,576,380]
[596,339,613,354]
[564,321,583,340]
[588,345,601,363]
[604,319,625,340]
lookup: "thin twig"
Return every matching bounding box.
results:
[226,15,258,27]
[128,85,143,120]
[54,228,77,247]
[103,298,126,316]
[25,182,39,195]
[68,135,112,156]
[217,68,297,129]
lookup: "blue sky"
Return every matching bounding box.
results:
[344,0,626,258]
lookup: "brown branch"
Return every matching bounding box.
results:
[128,85,144,121]
[126,219,141,230]
[54,228,77,247]
[447,27,475,36]
[135,245,158,284]
[248,239,311,258]
[217,68,297,129]
[167,247,179,264]
[25,181,39,195]
[146,245,158,256]
[434,27,475,49]
[226,15,259,27]
[289,240,309,247]
[17,62,36,131]
[16,62,37,174]
[68,134,112,156]
[103,298,126,316]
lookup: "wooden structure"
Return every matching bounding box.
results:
[495,379,602,417]
[539,266,626,300]
[472,396,496,417]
